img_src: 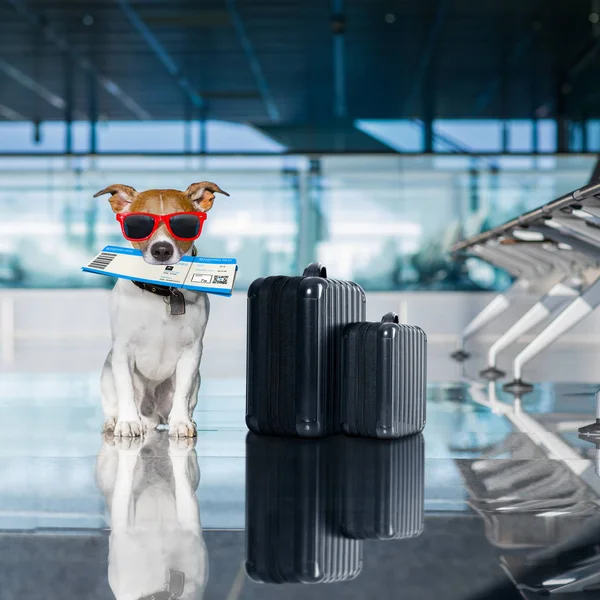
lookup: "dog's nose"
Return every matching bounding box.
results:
[151,242,174,262]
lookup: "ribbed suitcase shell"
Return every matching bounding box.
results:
[245,433,363,584]
[341,312,427,439]
[338,434,425,540]
[246,263,366,438]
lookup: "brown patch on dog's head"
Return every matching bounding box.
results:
[94,182,229,265]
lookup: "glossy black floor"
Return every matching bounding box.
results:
[2,373,600,599]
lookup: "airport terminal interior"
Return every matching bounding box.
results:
[6,1,600,599]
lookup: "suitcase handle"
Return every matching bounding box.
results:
[382,312,399,324]
[303,262,327,278]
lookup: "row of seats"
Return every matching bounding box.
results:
[450,176,600,394]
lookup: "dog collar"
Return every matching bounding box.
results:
[131,246,197,316]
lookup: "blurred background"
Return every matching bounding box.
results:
[4,0,600,544]
[2,0,600,372]
[3,1,600,293]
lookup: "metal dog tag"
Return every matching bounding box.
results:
[169,290,186,316]
[168,570,185,597]
[137,571,184,600]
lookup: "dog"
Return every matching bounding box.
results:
[95,182,229,438]
[96,431,207,600]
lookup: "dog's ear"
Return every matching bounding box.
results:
[93,184,138,213]
[185,181,230,212]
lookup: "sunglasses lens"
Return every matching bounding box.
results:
[123,214,155,240]
[170,214,201,239]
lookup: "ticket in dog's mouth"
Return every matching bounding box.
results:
[82,245,237,296]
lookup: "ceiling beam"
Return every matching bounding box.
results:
[225,0,280,121]
[331,0,347,119]
[117,0,204,110]
[5,0,151,120]
[0,57,88,119]
[0,57,65,111]
[0,103,25,120]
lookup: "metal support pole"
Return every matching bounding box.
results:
[423,91,434,154]
[331,0,347,119]
[469,164,479,213]
[480,279,579,380]
[500,48,509,153]
[489,165,499,215]
[64,53,73,154]
[556,78,569,153]
[283,166,301,274]
[505,275,600,393]
[89,72,97,154]
[451,292,512,361]
[501,121,509,153]
[199,107,207,155]
[184,100,192,155]
[297,159,324,268]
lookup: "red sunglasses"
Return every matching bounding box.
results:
[116,212,207,241]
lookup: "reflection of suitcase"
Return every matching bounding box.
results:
[245,433,363,583]
[246,263,366,438]
[341,313,427,439]
[339,434,425,540]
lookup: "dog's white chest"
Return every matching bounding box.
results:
[110,280,208,380]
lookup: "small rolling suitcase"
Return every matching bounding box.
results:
[245,433,363,583]
[246,263,366,438]
[338,433,425,540]
[341,312,427,439]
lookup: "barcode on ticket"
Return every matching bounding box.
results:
[88,252,117,271]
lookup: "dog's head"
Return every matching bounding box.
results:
[94,182,229,265]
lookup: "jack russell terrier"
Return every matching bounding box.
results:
[95,181,229,438]
[96,431,207,600]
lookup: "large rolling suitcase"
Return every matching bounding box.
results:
[338,434,425,540]
[245,433,363,584]
[341,312,427,439]
[246,263,366,438]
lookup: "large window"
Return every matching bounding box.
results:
[0,155,299,289]
[0,118,592,155]
[0,153,595,291]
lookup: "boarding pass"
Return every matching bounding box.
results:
[82,246,237,296]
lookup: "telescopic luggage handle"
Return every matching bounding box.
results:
[303,262,327,278]
[382,312,399,324]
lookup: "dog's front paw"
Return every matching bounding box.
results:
[169,417,197,438]
[102,416,117,433]
[114,419,143,438]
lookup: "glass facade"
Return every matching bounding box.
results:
[0,152,596,291]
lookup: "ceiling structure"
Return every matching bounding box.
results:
[0,0,598,127]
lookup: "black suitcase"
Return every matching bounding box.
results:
[246,263,366,438]
[341,312,427,439]
[245,433,363,584]
[337,433,425,540]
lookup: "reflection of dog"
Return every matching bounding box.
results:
[96,431,207,600]
[95,182,228,438]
